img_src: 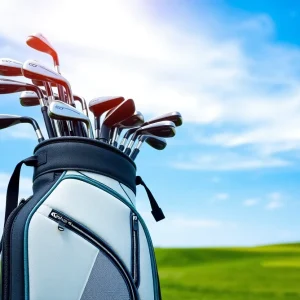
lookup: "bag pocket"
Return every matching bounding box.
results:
[26,208,138,300]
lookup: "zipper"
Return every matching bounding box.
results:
[131,213,140,287]
[2,196,31,300]
[62,174,160,299]
[48,209,138,300]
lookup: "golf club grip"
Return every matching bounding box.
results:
[72,120,81,136]
[130,149,140,160]
[119,144,125,151]
[99,124,110,142]
[41,106,55,138]
[49,118,58,137]
[80,122,88,137]
[124,147,131,156]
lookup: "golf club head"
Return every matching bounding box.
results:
[0,58,23,76]
[109,111,144,146]
[49,100,87,122]
[100,99,136,142]
[136,121,176,139]
[0,114,23,129]
[26,33,59,67]
[146,111,183,127]
[0,78,44,99]
[0,114,44,142]
[22,60,73,104]
[49,100,92,138]
[142,135,167,150]
[20,91,41,107]
[119,111,144,128]
[88,96,124,117]
[104,99,136,127]
[130,135,167,160]
[124,121,176,155]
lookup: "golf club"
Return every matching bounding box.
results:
[130,135,167,160]
[118,126,140,151]
[110,111,144,147]
[118,111,182,151]
[22,60,82,136]
[22,60,74,105]
[123,121,176,156]
[0,114,44,143]
[26,33,66,102]
[20,91,45,106]
[0,58,23,76]
[99,99,135,143]
[31,79,87,116]
[48,100,93,138]
[89,96,124,139]
[0,78,54,138]
[146,111,183,127]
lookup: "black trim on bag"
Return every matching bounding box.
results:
[2,172,63,300]
[1,198,28,300]
[33,137,137,194]
[48,209,139,300]
[130,212,140,288]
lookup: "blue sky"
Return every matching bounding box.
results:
[1,0,300,247]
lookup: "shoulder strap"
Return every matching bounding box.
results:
[136,176,165,222]
[4,156,38,226]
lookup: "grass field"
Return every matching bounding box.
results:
[155,243,300,300]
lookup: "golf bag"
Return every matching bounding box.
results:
[1,137,164,300]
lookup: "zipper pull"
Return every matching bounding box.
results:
[132,215,138,231]
[58,220,66,231]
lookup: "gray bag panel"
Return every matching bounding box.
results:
[81,250,130,300]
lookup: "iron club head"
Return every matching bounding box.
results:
[0,114,44,142]
[0,58,23,76]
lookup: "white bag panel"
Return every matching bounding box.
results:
[138,224,155,300]
[28,212,98,300]
[38,177,132,272]
[67,171,136,206]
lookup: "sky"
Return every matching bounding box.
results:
[0,0,300,247]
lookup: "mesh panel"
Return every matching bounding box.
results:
[80,250,131,300]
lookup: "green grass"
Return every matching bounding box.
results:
[155,243,300,300]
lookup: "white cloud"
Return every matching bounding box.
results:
[0,0,296,122]
[173,152,290,171]
[0,1,300,170]
[138,210,237,247]
[266,192,284,210]
[243,198,259,207]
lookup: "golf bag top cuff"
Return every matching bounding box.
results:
[33,137,137,193]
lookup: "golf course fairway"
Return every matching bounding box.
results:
[156,243,300,300]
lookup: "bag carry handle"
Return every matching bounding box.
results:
[136,176,165,222]
[4,156,38,226]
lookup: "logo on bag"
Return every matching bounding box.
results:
[49,210,73,226]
